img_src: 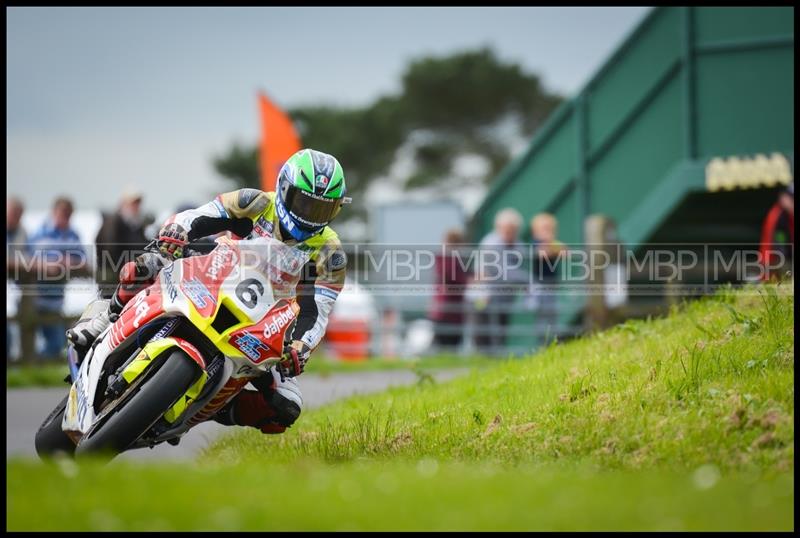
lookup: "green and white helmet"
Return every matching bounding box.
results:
[275,148,351,241]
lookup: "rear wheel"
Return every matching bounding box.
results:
[34,395,76,459]
[75,349,201,461]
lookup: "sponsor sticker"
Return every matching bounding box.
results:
[75,373,89,425]
[232,332,271,363]
[206,245,237,280]
[162,264,179,302]
[67,386,78,421]
[263,306,296,339]
[133,293,150,328]
[150,318,178,341]
[275,197,296,233]
[253,215,275,237]
[315,285,340,300]
[181,278,216,309]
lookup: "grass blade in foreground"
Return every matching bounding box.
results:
[6,459,793,531]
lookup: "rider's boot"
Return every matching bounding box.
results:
[212,370,303,434]
[65,297,120,356]
[66,258,149,355]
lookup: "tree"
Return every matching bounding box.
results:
[290,96,406,202]
[213,142,260,190]
[399,48,562,189]
[212,47,563,227]
[401,47,559,134]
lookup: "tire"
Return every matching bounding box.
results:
[75,349,201,460]
[35,395,76,459]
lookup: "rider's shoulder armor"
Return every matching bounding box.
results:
[218,189,270,220]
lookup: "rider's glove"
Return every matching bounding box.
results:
[278,340,311,379]
[156,223,189,260]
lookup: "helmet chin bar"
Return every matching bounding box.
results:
[284,223,317,242]
[285,221,323,242]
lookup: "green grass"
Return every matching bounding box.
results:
[6,363,70,388]
[209,284,794,471]
[6,459,793,531]
[7,283,794,531]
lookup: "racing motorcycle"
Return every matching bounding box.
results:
[34,236,309,461]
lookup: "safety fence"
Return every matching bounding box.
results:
[6,239,792,363]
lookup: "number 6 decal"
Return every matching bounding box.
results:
[235,278,265,309]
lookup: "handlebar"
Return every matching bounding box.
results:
[143,238,218,260]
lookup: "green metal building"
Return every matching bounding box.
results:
[470,6,793,351]
[473,6,794,247]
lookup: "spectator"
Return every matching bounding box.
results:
[7,197,27,269]
[7,196,28,359]
[28,196,87,358]
[95,188,151,298]
[759,182,794,281]
[429,229,469,351]
[529,212,566,345]
[475,208,527,354]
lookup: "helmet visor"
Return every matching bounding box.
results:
[281,184,342,230]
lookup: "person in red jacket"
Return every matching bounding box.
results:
[428,229,469,350]
[759,182,794,281]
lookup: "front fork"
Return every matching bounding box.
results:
[66,344,81,383]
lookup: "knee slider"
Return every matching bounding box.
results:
[268,391,301,427]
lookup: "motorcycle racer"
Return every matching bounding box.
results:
[67,148,350,436]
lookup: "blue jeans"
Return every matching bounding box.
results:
[38,323,66,358]
[534,290,558,346]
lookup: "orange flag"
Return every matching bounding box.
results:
[258,91,302,192]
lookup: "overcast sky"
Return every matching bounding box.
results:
[7,6,651,214]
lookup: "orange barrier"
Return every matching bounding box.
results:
[325,318,370,361]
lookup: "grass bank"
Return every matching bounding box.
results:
[7,284,794,531]
[209,284,794,471]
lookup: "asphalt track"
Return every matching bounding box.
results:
[6,369,467,461]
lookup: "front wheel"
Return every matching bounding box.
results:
[75,349,201,460]
[35,395,76,459]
